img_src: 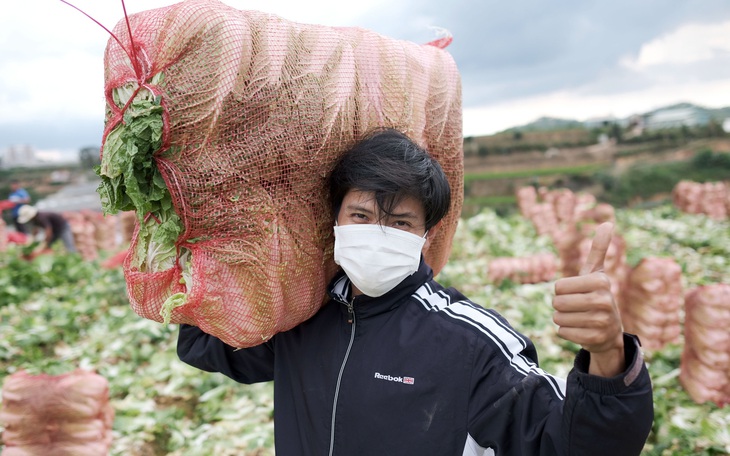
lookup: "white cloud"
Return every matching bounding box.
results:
[622,20,730,69]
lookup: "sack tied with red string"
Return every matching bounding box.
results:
[96,0,464,348]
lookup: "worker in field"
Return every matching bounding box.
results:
[177,128,653,455]
[7,180,31,234]
[16,205,77,254]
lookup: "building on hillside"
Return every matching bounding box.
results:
[644,105,710,130]
[723,118,730,133]
[624,115,645,138]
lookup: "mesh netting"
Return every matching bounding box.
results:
[0,370,114,454]
[103,0,463,348]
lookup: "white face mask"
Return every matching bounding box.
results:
[333,224,427,297]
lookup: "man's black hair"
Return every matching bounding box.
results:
[329,128,451,231]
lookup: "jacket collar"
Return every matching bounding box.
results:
[327,257,434,319]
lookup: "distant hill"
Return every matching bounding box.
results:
[503,117,583,133]
[499,102,730,134]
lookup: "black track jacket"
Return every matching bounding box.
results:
[177,260,653,455]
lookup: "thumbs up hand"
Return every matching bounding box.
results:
[552,222,625,377]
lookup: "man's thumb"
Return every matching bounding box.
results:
[579,222,614,276]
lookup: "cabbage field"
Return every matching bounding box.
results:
[1,203,728,455]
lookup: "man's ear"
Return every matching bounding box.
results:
[422,220,443,254]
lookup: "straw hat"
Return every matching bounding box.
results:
[17,205,38,224]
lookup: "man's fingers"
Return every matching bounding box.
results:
[555,273,612,295]
[553,289,612,311]
[579,222,614,276]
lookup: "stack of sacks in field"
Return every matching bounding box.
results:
[680,283,730,406]
[99,212,130,268]
[525,201,559,237]
[487,253,558,285]
[620,257,683,351]
[547,188,579,227]
[673,180,729,220]
[63,211,97,260]
[85,211,120,253]
[119,211,136,245]
[550,195,613,279]
[0,369,114,456]
[516,186,559,237]
[545,190,606,265]
[701,182,729,220]
[516,186,612,242]
[672,180,702,214]
[0,218,7,252]
[516,186,538,219]
[576,201,615,226]
[516,186,623,290]
[547,189,614,235]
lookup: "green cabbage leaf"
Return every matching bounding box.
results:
[96,74,184,273]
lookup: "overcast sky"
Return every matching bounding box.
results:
[2,0,730,161]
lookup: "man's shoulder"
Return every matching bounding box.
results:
[410,281,538,364]
[410,282,506,335]
[410,281,476,311]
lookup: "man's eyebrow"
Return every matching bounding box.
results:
[388,211,419,219]
[344,203,376,214]
[344,202,419,220]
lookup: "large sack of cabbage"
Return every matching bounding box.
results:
[680,283,730,406]
[0,370,114,455]
[487,253,557,285]
[672,180,729,220]
[96,0,463,347]
[620,257,683,351]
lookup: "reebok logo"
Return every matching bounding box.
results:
[374,372,415,385]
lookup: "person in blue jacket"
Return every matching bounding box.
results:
[177,128,654,455]
[8,180,31,234]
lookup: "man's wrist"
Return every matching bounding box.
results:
[588,341,626,377]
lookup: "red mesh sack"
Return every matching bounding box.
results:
[487,253,557,285]
[673,180,729,219]
[620,257,683,351]
[63,211,97,261]
[0,219,7,253]
[680,283,730,406]
[99,0,463,347]
[0,370,114,454]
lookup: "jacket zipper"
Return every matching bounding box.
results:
[328,298,356,456]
